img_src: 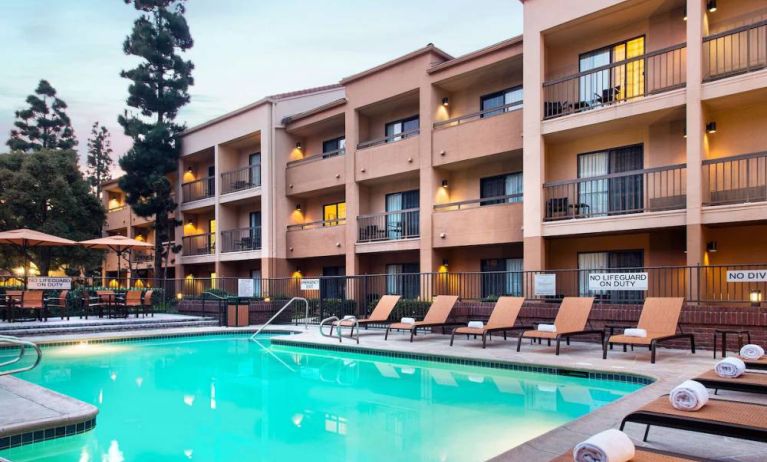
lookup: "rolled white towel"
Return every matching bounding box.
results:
[714,357,746,378]
[467,321,484,329]
[669,380,709,411]
[573,429,635,462]
[400,317,416,325]
[342,315,356,320]
[740,344,765,360]
[623,328,647,338]
[537,323,556,333]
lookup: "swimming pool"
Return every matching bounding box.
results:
[1,334,643,461]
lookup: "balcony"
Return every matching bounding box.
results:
[355,131,420,182]
[433,102,522,166]
[433,195,523,247]
[286,149,345,196]
[704,20,767,82]
[182,177,214,203]
[543,164,687,221]
[357,209,419,243]
[286,220,346,258]
[542,44,686,120]
[105,206,129,230]
[703,152,767,206]
[221,166,261,195]
[132,252,153,269]
[182,233,214,256]
[220,227,261,253]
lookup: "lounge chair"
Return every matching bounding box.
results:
[142,289,154,317]
[81,292,105,319]
[516,297,602,355]
[15,291,46,322]
[741,356,767,371]
[620,395,767,443]
[449,296,528,348]
[384,295,459,342]
[123,291,143,318]
[603,297,693,364]
[44,290,69,320]
[329,295,400,336]
[694,369,767,395]
[549,446,707,461]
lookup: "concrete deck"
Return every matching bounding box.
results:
[0,313,217,337]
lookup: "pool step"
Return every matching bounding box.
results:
[0,317,219,337]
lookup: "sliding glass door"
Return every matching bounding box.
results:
[579,37,645,107]
[385,190,419,240]
[480,172,523,205]
[578,144,643,216]
[578,250,644,303]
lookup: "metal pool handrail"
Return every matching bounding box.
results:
[0,335,42,376]
[250,297,309,340]
[320,316,360,344]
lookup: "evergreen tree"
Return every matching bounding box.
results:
[7,79,78,153]
[118,0,194,278]
[86,122,114,197]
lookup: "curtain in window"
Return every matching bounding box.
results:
[248,153,261,186]
[385,193,403,240]
[321,266,346,300]
[250,270,262,298]
[614,37,645,101]
[578,152,609,216]
[609,251,644,303]
[249,212,261,248]
[506,258,524,296]
[386,264,420,299]
[506,172,523,203]
[402,190,419,238]
[506,87,523,106]
[579,48,611,107]
[608,145,644,214]
[481,176,506,205]
[578,252,609,296]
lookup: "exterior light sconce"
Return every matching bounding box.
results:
[442,259,449,267]
[335,242,341,247]
[440,232,446,239]
[750,290,762,307]
[706,122,717,134]
[186,166,192,172]
[295,203,301,212]
[707,0,717,13]
[440,150,446,156]
[295,142,302,150]
[441,179,449,188]
[407,157,413,163]
[706,241,718,253]
[683,127,687,138]
[441,97,449,107]
[683,6,687,21]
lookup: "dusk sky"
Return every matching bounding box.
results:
[0,1,522,171]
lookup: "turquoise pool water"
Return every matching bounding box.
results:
[1,335,642,461]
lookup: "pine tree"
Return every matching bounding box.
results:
[7,79,78,153]
[86,122,114,197]
[118,0,194,279]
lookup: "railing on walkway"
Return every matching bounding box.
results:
[542,43,686,119]
[221,227,261,253]
[286,149,345,167]
[357,129,420,149]
[433,101,522,129]
[703,152,767,206]
[220,166,261,195]
[704,19,767,81]
[543,164,687,221]
[287,219,346,231]
[357,209,419,242]
[182,233,214,256]
[181,176,214,203]
[434,194,523,211]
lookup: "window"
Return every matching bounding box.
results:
[248,153,261,186]
[480,173,523,205]
[386,263,420,299]
[208,219,216,253]
[385,190,419,239]
[322,137,346,158]
[207,165,215,196]
[323,202,346,226]
[250,269,262,297]
[249,212,261,249]
[577,144,643,217]
[321,266,346,300]
[578,250,644,303]
[481,259,523,298]
[480,86,523,118]
[579,36,645,107]
[385,115,419,142]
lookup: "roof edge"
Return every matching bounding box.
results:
[340,44,453,85]
[428,35,523,74]
[282,98,347,125]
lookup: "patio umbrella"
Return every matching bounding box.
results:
[0,228,77,288]
[79,235,154,285]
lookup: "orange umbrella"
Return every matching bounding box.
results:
[79,235,154,283]
[0,228,77,287]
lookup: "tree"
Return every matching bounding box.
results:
[86,122,114,197]
[118,0,193,279]
[7,79,78,153]
[0,150,105,276]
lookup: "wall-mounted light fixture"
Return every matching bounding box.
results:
[186,166,192,172]
[441,179,449,188]
[707,0,717,13]
[295,203,302,212]
[683,6,687,21]
[706,241,718,253]
[706,122,717,134]
[441,97,449,107]
[442,259,449,267]
[295,141,302,150]
[750,290,762,307]
[683,127,687,138]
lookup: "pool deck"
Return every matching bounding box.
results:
[4,324,767,460]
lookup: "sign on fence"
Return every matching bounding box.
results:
[534,274,556,296]
[27,277,71,290]
[300,278,320,291]
[237,278,255,297]
[727,270,767,282]
[588,273,648,291]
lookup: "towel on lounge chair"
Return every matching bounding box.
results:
[537,323,556,333]
[715,357,746,378]
[623,328,647,338]
[669,380,709,411]
[740,344,765,360]
[573,429,635,462]
[400,317,415,324]
[343,315,356,320]
[467,321,484,329]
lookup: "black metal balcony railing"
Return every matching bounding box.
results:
[543,43,687,119]
[108,205,127,213]
[357,209,419,243]
[433,101,522,129]
[221,166,261,195]
[357,129,420,150]
[132,253,153,264]
[181,176,214,203]
[287,149,345,168]
[433,194,523,211]
[221,227,262,253]
[704,19,767,81]
[543,164,687,221]
[703,152,767,206]
[182,233,214,256]
[287,218,346,231]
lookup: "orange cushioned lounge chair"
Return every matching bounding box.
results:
[450,296,528,348]
[516,297,601,355]
[384,295,459,342]
[329,294,401,336]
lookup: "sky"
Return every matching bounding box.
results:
[0,0,523,172]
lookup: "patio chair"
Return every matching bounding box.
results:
[516,297,602,355]
[694,369,767,395]
[603,297,694,364]
[81,292,105,319]
[123,290,143,318]
[549,446,706,461]
[141,289,154,317]
[0,290,21,322]
[384,295,459,342]
[449,296,529,348]
[620,395,767,443]
[44,290,70,320]
[329,295,400,336]
[15,290,46,322]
